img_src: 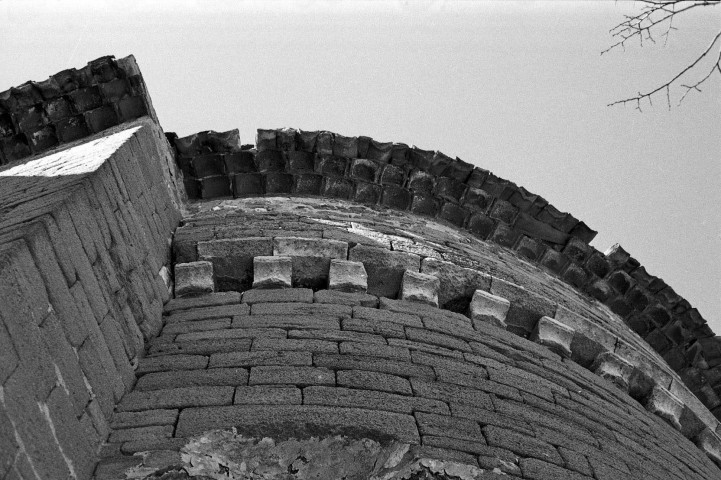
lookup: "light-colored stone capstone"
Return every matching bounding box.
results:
[645,386,684,431]
[530,316,574,358]
[469,289,510,330]
[591,351,634,392]
[174,261,214,297]
[399,270,440,307]
[253,256,292,289]
[328,259,368,293]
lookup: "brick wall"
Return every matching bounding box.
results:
[169,127,721,423]
[0,119,180,479]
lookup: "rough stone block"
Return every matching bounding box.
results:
[530,316,574,358]
[320,175,353,198]
[591,351,634,392]
[174,261,214,297]
[252,256,292,289]
[353,181,382,205]
[233,173,264,196]
[328,259,367,293]
[116,386,234,412]
[469,289,510,330]
[645,386,683,430]
[406,170,434,193]
[337,370,412,395]
[381,185,412,210]
[199,175,232,199]
[379,164,405,185]
[110,409,179,429]
[399,270,440,307]
[410,194,441,217]
[438,202,469,227]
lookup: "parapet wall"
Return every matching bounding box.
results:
[170,127,721,421]
[0,55,158,166]
[0,119,181,479]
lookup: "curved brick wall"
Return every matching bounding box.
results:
[168,127,721,423]
[93,198,721,479]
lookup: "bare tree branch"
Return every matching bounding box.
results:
[605,0,721,109]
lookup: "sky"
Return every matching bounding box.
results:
[1,1,719,332]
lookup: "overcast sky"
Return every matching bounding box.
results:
[1,1,719,332]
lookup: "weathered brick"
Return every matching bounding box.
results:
[162,318,231,335]
[519,457,588,480]
[411,379,493,409]
[25,225,87,345]
[337,369,412,395]
[45,386,97,478]
[135,367,248,391]
[175,328,285,342]
[238,313,344,333]
[315,353,435,379]
[136,354,208,374]
[110,409,179,429]
[249,366,335,386]
[450,403,533,435]
[252,337,338,353]
[304,386,447,415]
[108,425,174,444]
[389,338,463,359]
[243,288,313,305]
[339,341,411,361]
[352,306,423,327]
[176,405,420,443]
[116,386,234,411]
[484,425,564,466]
[151,338,253,356]
[411,351,487,377]
[314,289,378,307]
[235,386,302,405]
[405,327,471,352]
[415,412,482,443]
[210,350,312,368]
[250,302,351,318]
[341,317,406,339]
[165,303,248,323]
[1,373,72,480]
